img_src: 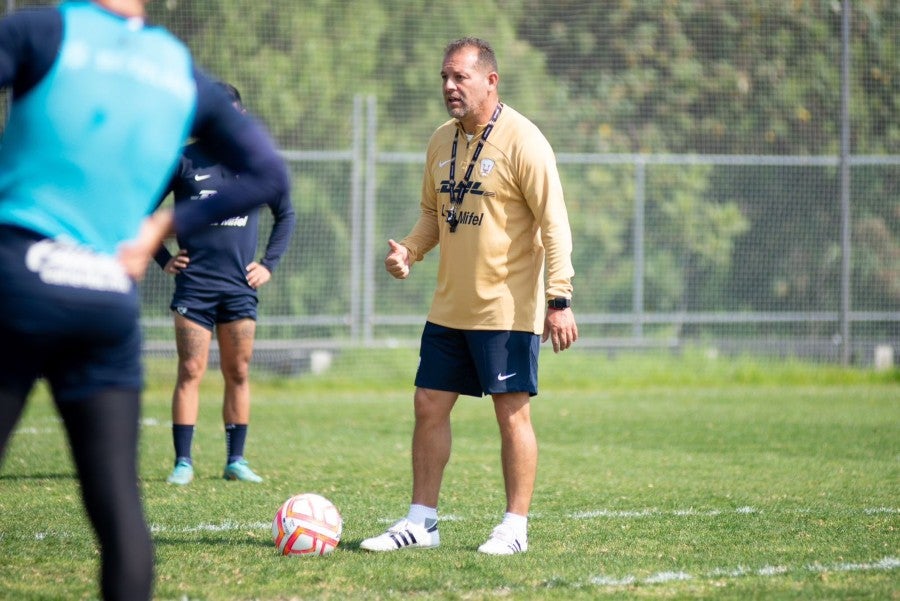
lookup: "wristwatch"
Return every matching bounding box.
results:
[547,297,571,310]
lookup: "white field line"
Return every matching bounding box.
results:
[569,506,759,519]
[13,514,900,588]
[149,521,271,534]
[864,507,898,514]
[590,556,900,588]
[15,417,163,434]
[11,427,58,434]
[21,505,898,540]
[568,505,900,519]
[18,513,900,589]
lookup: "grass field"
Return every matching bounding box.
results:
[0,348,897,600]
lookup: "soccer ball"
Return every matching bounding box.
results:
[272,493,343,556]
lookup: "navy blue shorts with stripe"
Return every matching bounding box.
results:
[170,287,258,330]
[415,321,539,398]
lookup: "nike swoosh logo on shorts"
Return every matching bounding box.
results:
[497,372,517,381]
[194,174,211,181]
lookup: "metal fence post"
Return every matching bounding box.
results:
[633,157,646,339]
[362,95,378,344]
[349,95,364,341]
[840,0,852,365]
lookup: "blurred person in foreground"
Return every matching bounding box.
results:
[360,37,577,556]
[155,82,296,486]
[0,1,289,599]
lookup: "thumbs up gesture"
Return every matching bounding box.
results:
[384,239,411,279]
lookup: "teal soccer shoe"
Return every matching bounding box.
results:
[166,459,194,486]
[223,459,263,483]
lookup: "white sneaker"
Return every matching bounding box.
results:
[477,524,528,555]
[359,519,440,552]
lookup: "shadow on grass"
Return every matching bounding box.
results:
[152,533,367,553]
[0,471,76,480]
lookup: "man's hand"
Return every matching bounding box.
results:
[384,239,411,279]
[245,262,271,289]
[542,307,578,353]
[164,249,190,275]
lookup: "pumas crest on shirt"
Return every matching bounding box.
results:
[480,158,495,177]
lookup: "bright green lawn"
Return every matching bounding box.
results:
[0,349,897,600]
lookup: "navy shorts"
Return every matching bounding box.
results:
[0,226,142,402]
[415,321,539,398]
[170,287,258,330]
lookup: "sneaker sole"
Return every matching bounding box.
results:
[167,470,193,485]
[222,473,262,482]
[360,541,439,552]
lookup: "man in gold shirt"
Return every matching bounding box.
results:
[361,37,578,555]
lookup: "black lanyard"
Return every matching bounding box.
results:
[446,102,504,232]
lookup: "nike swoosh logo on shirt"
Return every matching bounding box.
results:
[439,159,453,168]
[497,372,517,381]
[194,174,211,181]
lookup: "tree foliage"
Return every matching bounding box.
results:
[140,0,898,323]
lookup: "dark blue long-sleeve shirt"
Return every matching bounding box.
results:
[155,143,296,292]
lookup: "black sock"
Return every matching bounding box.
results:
[225,423,248,464]
[172,424,194,465]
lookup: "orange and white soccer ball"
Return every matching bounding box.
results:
[272,493,343,556]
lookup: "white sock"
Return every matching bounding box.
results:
[501,512,528,539]
[406,503,438,528]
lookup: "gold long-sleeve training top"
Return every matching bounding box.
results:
[401,104,574,334]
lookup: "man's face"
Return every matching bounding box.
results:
[441,47,495,124]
